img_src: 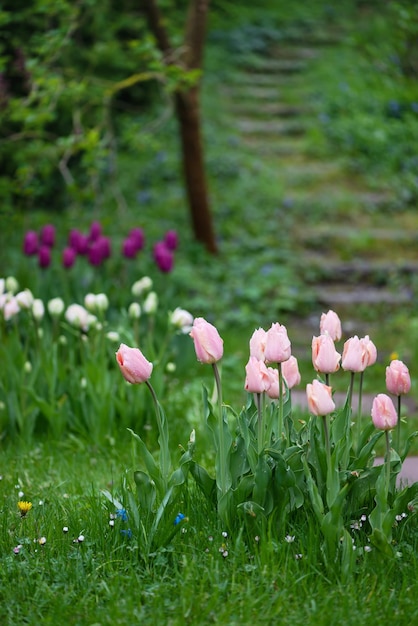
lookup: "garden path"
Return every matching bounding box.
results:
[221,24,418,480]
[221,27,418,354]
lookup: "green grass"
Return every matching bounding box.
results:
[1,439,418,625]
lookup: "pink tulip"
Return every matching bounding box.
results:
[264,322,291,364]
[312,334,341,374]
[190,317,223,364]
[386,360,411,395]
[116,343,153,384]
[244,357,271,394]
[282,355,301,389]
[320,310,342,341]
[371,393,398,431]
[249,327,267,361]
[265,367,280,399]
[306,379,335,416]
[360,335,377,367]
[341,335,366,373]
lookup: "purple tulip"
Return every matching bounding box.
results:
[38,246,51,268]
[40,224,56,247]
[97,236,111,259]
[76,234,89,255]
[62,246,76,268]
[153,241,174,273]
[89,221,102,242]
[129,227,145,251]
[164,230,178,251]
[23,230,39,255]
[122,237,138,259]
[88,242,103,266]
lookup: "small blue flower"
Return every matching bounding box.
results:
[120,528,132,539]
[174,512,185,526]
[116,508,128,522]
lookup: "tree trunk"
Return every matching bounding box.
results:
[175,87,217,253]
[141,0,217,253]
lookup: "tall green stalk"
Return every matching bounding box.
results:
[146,380,170,488]
[396,394,401,453]
[356,370,364,452]
[212,362,227,495]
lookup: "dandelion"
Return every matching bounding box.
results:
[63,526,69,533]
[18,501,32,517]
[109,519,115,527]
[38,537,47,545]
[77,535,85,543]
[364,545,372,553]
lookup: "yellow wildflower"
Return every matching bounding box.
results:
[17,501,32,517]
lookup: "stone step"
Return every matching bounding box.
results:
[239,58,308,74]
[229,102,309,118]
[314,284,412,306]
[301,258,418,282]
[235,118,306,136]
[296,226,418,243]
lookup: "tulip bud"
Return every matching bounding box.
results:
[360,335,377,367]
[65,303,91,331]
[16,289,34,309]
[115,343,153,384]
[306,379,335,416]
[5,276,19,294]
[47,297,65,317]
[3,297,20,321]
[128,302,141,320]
[190,317,223,364]
[170,307,194,333]
[282,355,301,389]
[341,336,366,373]
[249,328,267,362]
[143,291,158,314]
[320,309,342,341]
[312,334,341,374]
[32,299,45,321]
[131,276,153,297]
[244,357,271,394]
[371,393,398,430]
[264,322,291,364]
[386,360,411,395]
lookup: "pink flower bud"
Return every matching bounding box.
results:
[115,343,153,384]
[360,335,377,367]
[264,322,291,364]
[312,334,341,374]
[386,360,411,395]
[244,357,271,394]
[320,310,342,341]
[341,336,366,373]
[265,367,280,399]
[282,355,301,389]
[306,379,335,416]
[38,246,51,269]
[249,327,267,361]
[190,317,223,364]
[40,224,56,247]
[371,393,398,430]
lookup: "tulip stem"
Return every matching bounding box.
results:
[146,380,170,484]
[278,362,284,442]
[212,362,227,495]
[322,414,331,463]
[396,395,401,453]
[385,429,391,503]
[255,392,263,455]
[356,371,364,452]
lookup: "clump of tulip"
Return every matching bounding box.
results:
[22,222,179,273]
[114,308,417,568]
